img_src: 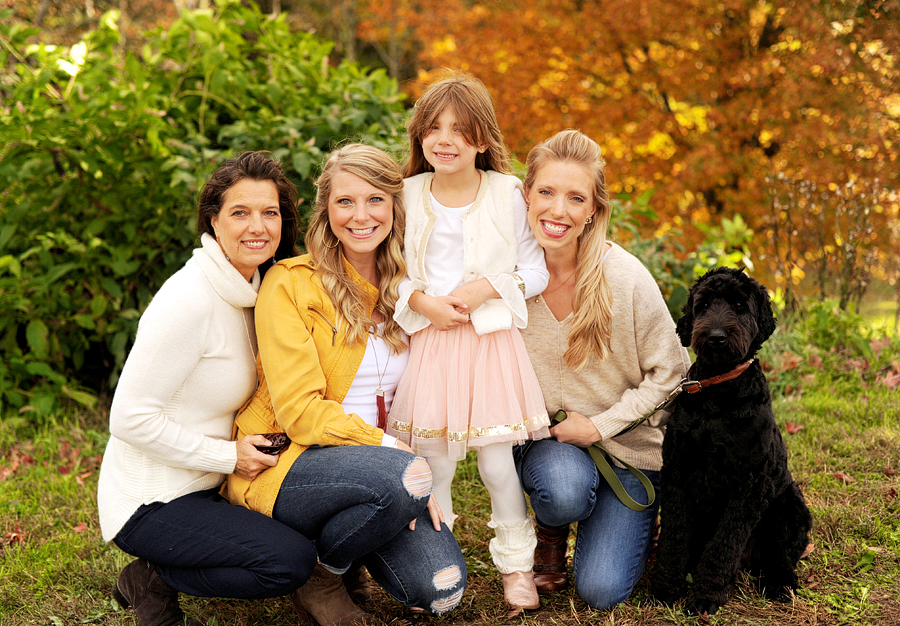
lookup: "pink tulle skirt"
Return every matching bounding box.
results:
[387,323,550,461]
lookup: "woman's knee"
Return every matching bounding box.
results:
[402,457,433,499]
[259,531,318,592]
[530,482,593,527]
[575,574,633,610]
[425,564,467,614]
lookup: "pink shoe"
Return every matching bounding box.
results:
[501,570,540,616]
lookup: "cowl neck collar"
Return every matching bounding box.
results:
[192,233,260,308]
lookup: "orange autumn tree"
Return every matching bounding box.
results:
[382,0,898,301]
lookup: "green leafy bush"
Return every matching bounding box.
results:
[609,191,755,319]
[0,2,406,416]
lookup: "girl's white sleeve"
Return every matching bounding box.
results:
[484,188,549,327]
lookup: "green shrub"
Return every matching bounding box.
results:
[0,3,406,416]
[609,191,755,319]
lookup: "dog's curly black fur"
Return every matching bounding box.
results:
[651,267,813,616]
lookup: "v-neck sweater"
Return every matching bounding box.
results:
[520,243,690,471]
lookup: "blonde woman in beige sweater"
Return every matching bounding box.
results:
[515,130,690,609]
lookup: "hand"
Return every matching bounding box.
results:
[448,278,499,313]
[410,291,469,330]
[550,411,602,448]
[419,493,445,532]
[233,434,279,481]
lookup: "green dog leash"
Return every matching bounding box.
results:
[549,409,656,512]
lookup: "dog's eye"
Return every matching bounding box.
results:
[733,301,745,310]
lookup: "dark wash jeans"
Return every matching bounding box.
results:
[273,445,468,612]
[114,488,316,599]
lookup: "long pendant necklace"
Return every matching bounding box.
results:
[369,332,390,430]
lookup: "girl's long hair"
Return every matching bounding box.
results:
[305,144,407,354]
[525,130,613,370]
[403,70,511,178]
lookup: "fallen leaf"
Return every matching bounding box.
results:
[72,522,88,533]
[781,352,803,370]
[808,354,822,369]
[832,471,855,484]
[802,543,816,559]
[876,369,900,390]
[884,468,898,477]
[885,488,898,500]
[785,422,805,434]
[870,337,892,355]
[2,530,26,546]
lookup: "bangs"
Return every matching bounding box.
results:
[415,92,483,148]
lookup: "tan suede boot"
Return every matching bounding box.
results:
[112,558,203,626]
[290,565,374,626]
[533,523,570,593]
[341,562,372,604]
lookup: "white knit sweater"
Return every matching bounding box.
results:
[97,234,261,541]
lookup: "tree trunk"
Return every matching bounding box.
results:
[35,0,51,26]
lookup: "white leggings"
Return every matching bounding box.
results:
[427,441,527,527]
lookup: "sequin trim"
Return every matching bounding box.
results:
[389,413,550,442]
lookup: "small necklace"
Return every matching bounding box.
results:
[369,332,390,430]
[543,268,577,295]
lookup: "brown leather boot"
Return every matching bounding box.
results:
[533,523,570,594]
[290,565,374,626]
[342,561,372,604]
[112,558,203,626]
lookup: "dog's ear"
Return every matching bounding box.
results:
[675,289,694,347]
[753,280,776,344]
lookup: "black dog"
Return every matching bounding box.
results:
[652,267,812,616]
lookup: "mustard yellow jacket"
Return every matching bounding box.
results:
[223,255,385,516]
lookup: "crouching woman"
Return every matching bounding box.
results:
[223,144,468,626]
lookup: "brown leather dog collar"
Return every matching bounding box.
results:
[682,359,756,394]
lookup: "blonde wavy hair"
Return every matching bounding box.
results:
[525,130,613,370]
[403,70,512,177]
[305,144,408,354]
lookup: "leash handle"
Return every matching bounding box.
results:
[550,410,655,512]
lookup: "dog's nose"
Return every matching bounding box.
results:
[708,329,727,345]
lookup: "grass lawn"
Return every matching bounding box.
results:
[2,356,899,625]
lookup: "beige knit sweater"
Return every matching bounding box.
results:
[521,243,690,472]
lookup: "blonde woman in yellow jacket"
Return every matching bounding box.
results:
[223,144,467,626]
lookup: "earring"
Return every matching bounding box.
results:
[324,232,340,249]
[585,216,593,224]
[215,234,230,261]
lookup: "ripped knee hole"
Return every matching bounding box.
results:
[432,565,461,590]
[431,586,465,614]
[402,457,433,497]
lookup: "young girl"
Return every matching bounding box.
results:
[388,72,550,614]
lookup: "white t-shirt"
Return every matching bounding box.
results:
[423,188,546,297]
[341,326,409,446]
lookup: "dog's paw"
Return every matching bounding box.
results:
[687,596,722,616]
[763,584,794,603]
[650,577,685,606]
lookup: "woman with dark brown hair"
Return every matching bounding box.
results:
[98,152,316,626]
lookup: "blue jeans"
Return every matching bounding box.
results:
[514,439,661,609]
[114,488,317,599]
[273,445,468,613]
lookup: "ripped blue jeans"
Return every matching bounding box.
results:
[273,445,467,614]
